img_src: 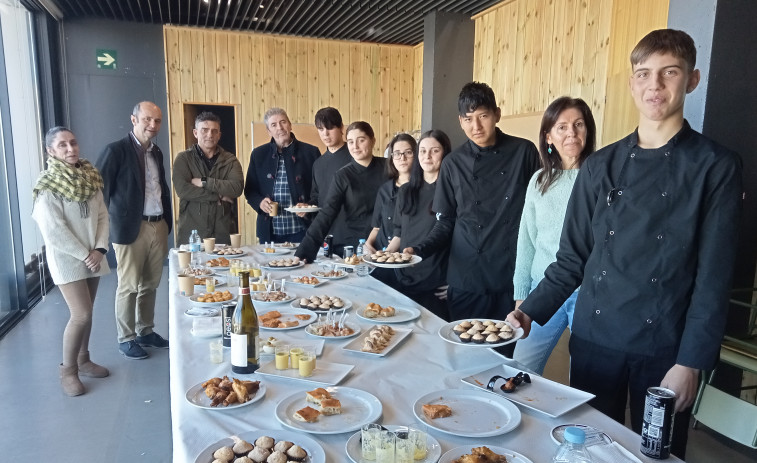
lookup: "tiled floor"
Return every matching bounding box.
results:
[1,270,756,461]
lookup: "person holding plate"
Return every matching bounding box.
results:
[385,130,453,321]
[511,97,596,374]
[33,126,111,396]
[295,121,387,261]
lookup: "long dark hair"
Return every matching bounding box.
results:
[400,130,452,216]
[385,133,417,181]
[536,97,596,194]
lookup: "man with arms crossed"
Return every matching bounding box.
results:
[408,82,539,357]
[172,111,243,245]
[508,30,742,458]
[97,101,173,359]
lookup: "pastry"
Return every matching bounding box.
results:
[472,333,485,344]
[363,305,379,318]
[214,447,235,461]
[379,306,396,317]
[234,457,253,463]
[320,398,342,415]
[458,332,472,343]
[485,333,500,344]
[247,447,270,463]
[254,436,275,450]
[422,403,452,419]
[272,441,293,453]
[266,451,287,463]
[305,387,331,404]
[293,406,320,422]
[232,440,253,454]
[285,445,308,461]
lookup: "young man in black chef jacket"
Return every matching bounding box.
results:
[508,29,742,459]
[408,82,539,357]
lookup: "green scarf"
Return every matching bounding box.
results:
[33,157,104,217]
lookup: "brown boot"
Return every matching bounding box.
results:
[77,351,109,378]
[59,364,85,396]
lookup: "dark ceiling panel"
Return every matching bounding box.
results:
[29,0,502,45]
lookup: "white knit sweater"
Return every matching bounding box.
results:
[32,189,111,284]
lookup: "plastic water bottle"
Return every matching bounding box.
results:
[356,238,366,257]
[189,229,202,267]
[553,427,593,463]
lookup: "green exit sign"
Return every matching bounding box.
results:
[96,49,117,69]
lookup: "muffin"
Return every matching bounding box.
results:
[233,440,253,455]
[286,445,308,461]
[266,451,287,463]
[466,327,480,336]
[255,436,275,450]
[472,333,485,344]
[458,332,472,343]
[214,447,235,461]
[452,324,466,334]
[485,333,500,344]
[459,320,472,329]
[273,441,294,453]
[248,447,270,463]
[499,330,514,341]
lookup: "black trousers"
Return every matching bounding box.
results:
[447,286,516,357]
[569,335,691,460]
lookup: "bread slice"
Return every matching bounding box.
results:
[319,398,342,415]
[293,406,320,423]
[259,310,282,322]
[305,387,331,405]
[422,403,452,419]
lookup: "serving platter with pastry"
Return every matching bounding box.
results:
[439,445,533,463]
[209,246,246,257]
[274,241,298,249]
[180,266,214,277]
[284,275,327,288]
[260,257,304,270]
[460,363,594,418]
[305,320,361,339]
[185,376,266,410]
[285,204,321,213]
[291,294,351,313]
[192,275,226,290]
[310,269,348,280]
[344,424,443,463]
[412,389,521,437]
[189,291,236,307]
[192,428,326,463]
[254,244,292,255]
[204,257,231,269]
[257,308,316,330]
[356,302,421,323]
[341,325,412,357]
[362,250,422,268]
[438,319,523,348]
[275,387,383,435]
[251,290,297,305]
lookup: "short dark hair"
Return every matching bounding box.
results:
[536,96,596,194]
[458,82,498,116]
[44,126,73,148]
[631,29,696,72]
[385,133,417,180]
[314,107,343,130]
[345,121,375,140]
[195,111,221,128]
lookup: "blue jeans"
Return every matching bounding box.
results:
[512,281,577,375]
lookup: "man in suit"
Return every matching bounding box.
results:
[244,107,319,244]
[96,101,172,360]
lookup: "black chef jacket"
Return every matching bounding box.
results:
[394,180,448,292]
[415,128,540,293]
[310,144,352,207]
[372,180,398,250]
[520,122,742,371]
[296,157,387,262]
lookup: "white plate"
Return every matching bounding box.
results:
[362,254,422,268]
[311,270,348,280]
[193,276,227,290]
[439,445,533,463]
[345,424,443,463]
[258,307,317,331]
[356,305,421,324]
[193,429,325,463]
[261,261,305,271]
[254,246,292,255]
[209,251,246,257]
[342,327,412,357]
[461,364,595,418]
[305,321,362,340]
[184,307,221,317]
[185,379,266,410]
[252,291,297,305]
[256,360,354,386]
[285,206,321,213]
[189,294,236,307]
[412,389,521,437]
[286,276,328,288]
[291,298,352,313]
[274,242,299,249]
[438,319,523,348]
[275,387,382,435]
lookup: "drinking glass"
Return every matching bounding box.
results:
[289,345,304,369]
[394,428,414,463]
[361,423,382,461]
[298,347,316,377]
[274,344,290,370]
[408,426,427,460]
[209,339,223,364]
[375,430,395,463]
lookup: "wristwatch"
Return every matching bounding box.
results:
[201,176,207,188]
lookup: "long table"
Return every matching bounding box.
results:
[169,247,683,462]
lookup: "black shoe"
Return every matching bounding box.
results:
[119,340,149,359]
[136,332,169,349]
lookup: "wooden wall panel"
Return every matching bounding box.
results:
[164,26,420,243]
[473,0,668,148]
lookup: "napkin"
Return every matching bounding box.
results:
[588,442,643,463]
[191,317,222,337]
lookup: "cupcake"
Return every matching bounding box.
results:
[472,333,485,344]
[232,440,253,455]
[255,436,275,450]
[459,320,472,329]
[484,325,499,334]
[499,330,514,341]
[452,324,466,334]
[466,327,480,336]
[273,441,294,453]
[482,320,495,326]
[214,447,235,461]
[495,321,506,329]
[500,324,514,334]
[247,447,269,462]
[485,333,501,344]
[458,332,472,343]
[266,451,287,463]
[286,445,308,461]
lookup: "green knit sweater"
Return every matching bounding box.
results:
[513,168,580,300]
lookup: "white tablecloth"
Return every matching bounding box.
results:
[169,247,682,462]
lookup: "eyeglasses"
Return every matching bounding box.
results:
[391,150,414,160]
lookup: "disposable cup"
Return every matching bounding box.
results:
[178,275,194,296]
[230,233,242,248]
[177,250,191,269]
[203,237,216,253]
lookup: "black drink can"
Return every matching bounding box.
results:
[222,302,235,348]
[641,386,676,459]
[323,234,333,258]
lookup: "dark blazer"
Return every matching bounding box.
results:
[96,134,173,245]
[244,133,320,242]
